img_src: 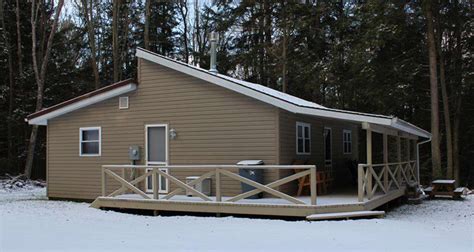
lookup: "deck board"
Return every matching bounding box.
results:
[90,189,405,218]
[306,210,385,221]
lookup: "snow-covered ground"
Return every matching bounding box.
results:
[0,186,472,252]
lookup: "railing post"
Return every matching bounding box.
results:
[366,129,373,199]
[310,166,317,205]
[367,165,374,200]
[121,167,126,193]
[152,167,158,200]
[383,134,389,192]
[101,166,106,197]
[215,168,221,202]
[397,136,402,184]
[358,164,364,202]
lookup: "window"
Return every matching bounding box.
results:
[324,127,332,165]
[343,130,352,154]
[119,96,129,109]
[79,127,101,156]
[296,122,311,155]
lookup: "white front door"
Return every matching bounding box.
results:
[145,124,169,193]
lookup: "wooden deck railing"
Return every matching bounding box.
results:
[101,164,318,205]
[358,160,417,202]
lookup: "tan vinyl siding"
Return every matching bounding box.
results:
[278,109,360,193]
[47,59,278,200]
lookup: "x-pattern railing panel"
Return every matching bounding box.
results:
[358,161,417,202]
[101,164,318,206]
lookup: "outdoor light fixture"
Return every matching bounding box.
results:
[169,128,177,140]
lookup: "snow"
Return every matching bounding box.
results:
[215,72,327,109]
[432,179,456,184]
[1,187,473,252]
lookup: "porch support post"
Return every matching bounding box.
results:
[215,168,222,202]
[101,166,106,196]
[406,138,411,161]
[310,166,317,205]
[366,129,373,199]
[383,134,389,192]
[397,136,402,184]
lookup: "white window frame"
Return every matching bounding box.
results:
[79,127,101,157]
[145,124,169,194]
[343,129,352,154]
[296,122,311,155]
[324,127,332,166]
[119,96,129,109]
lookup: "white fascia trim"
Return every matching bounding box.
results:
[28,83,137,126]
[136,49,430,138]
[390,118,432,139]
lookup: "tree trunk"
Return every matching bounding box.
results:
[15,0,22,73]
[437,38,453,179]
[434,4,454,179]
[178,0,189,63]
[424,1,442,179]
[82,0,100,89]
[24,0,65,178]
[281,0,288,93]
[1,0,15,170]
[144,0,151,50]
[453,99,461,185]
[112,0,120,82]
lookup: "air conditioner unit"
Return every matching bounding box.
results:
[185,176,211,197]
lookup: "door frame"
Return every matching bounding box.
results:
[145,124,169,193]
[324,127,332,167]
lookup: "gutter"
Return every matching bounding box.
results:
[416,137,432,185]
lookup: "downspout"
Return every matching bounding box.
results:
[416,137,432,185]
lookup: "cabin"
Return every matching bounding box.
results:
[26,47,431,219]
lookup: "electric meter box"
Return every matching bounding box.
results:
[129,146,140,161]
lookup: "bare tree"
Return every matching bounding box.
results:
[281,0,288,93]
[112,0,120,82]
[424,1,442,179]
[24,0,65,178]
[144,0,151,50]
[437,31,453,179]
[15,0,22,73]
[1,0,15,168]
[177,0,189,63]
[81,0,101,89]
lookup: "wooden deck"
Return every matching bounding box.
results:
[91,163,413,218]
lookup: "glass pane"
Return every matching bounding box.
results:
[297,139,304,153]
[305,139,310,153]
[304,126,309,139]
[148,127,166,162]
[160,173,166,191]
[348,142,352,153]
[147,173,153,190]
[82,129,99,141]
[81,142,99,154]
[297,126,302,138]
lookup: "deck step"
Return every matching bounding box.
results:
[306,210,385,221]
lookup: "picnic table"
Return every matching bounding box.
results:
[424,180,465,199]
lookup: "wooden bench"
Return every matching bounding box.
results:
[453,187,466,199]
[427,180,465,199]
